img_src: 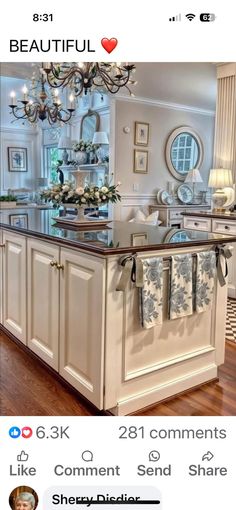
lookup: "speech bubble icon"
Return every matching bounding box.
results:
[81,450,93,462]
[148,450,160,462]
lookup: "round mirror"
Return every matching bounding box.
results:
[80,109,100,141]
[165,126,203,181]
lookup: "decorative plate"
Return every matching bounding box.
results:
[160,190,174,205]
[223,187,235,208]
[156,190,163,204]
[177,184,193,204]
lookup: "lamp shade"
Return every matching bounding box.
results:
[184,168,203,183]
[92,131,109,145]
[208,168,233,188]
[57,136,73,149]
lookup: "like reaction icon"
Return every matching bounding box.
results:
[8,426,33,439]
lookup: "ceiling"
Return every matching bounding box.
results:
[0,62,217,111]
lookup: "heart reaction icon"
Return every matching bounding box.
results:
[101,38,118,54]
[21,426,33,439]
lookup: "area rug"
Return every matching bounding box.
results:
[226,298,236,343]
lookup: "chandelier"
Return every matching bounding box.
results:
[9,73,76,125]
[42,62,137,97]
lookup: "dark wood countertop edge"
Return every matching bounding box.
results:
[1,224,236,256]
[182,211,236,220]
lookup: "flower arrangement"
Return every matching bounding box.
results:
[72,140,98,153]
[41,181,121,207]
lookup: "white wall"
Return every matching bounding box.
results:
[113,97,215,220]
[0,76,41,194]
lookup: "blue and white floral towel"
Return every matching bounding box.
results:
[170,254,193,320]
[139,258,163,329]
[196,251,216,313]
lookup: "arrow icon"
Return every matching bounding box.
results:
[202,451,214,461]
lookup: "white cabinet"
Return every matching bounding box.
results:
[27,238,106,408]
[149,205,210,228]
[59,248,105,408]
[183,216,211,231]
[27,239,59,369]
[183,215,236,298]
[2,231,27,343]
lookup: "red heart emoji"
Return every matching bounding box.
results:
[101,38,118,54]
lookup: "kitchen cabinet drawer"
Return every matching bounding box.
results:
[212,219,236,236]
[169,209,184,219]
[183,216,211,231]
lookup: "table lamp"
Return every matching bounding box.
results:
[184,168,203,203]
[208,168,233,211]
[92,131,109,163]
[58,135,73,165]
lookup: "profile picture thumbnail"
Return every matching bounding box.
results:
[9,486,38,510]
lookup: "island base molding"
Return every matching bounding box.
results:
[107,364,218,416]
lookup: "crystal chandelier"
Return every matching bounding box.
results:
[42,62,137,97]
[9,73,76,125]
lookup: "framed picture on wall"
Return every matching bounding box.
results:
[133,149,148,173]
[9,214,28,229]
[134,122,149,146]
[8,147,28,172]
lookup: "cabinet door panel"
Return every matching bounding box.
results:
[59,249,105,409]
[2,232,26,343]
[27,239,59,369]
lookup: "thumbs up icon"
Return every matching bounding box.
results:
[17,451,29,462]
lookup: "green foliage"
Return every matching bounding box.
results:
[0,195,16,201]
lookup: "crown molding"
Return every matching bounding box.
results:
[115,95,215,117]
[0,126,38,135]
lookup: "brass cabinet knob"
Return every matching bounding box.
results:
[56,263,64,270]
[0,243,5,248]
[50,260,57,267]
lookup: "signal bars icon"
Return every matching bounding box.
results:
[169,13,181,21]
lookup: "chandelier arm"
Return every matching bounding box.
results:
[46,67,84,90]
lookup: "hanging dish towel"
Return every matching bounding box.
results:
[139,257,163,329]
[170,254,193,319]
[195,251,216,313]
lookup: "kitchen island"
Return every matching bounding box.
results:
[1,208,235,415]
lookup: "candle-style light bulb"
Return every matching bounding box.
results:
[22,84,28,101]
[10,91,16,106]
[68,93,75,110]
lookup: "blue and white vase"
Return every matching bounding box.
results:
[75,151,87,165]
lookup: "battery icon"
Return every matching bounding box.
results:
[200,13,216,22]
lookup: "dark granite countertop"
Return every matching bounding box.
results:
[1,208,236,255]
[182,211,236,220]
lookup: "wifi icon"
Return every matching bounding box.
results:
[186,13,196,21]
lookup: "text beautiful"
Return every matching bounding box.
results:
[9,40,95,52]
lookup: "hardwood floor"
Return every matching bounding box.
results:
[1,329,236,416]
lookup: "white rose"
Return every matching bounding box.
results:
[62,184,70,192]
[102,195,107,200]
[76,187,84,195]
[68,191,74,197]
[55,194,60,200]
[81,197,86,203]
[94,191,100,198]
[100,186,108,193]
